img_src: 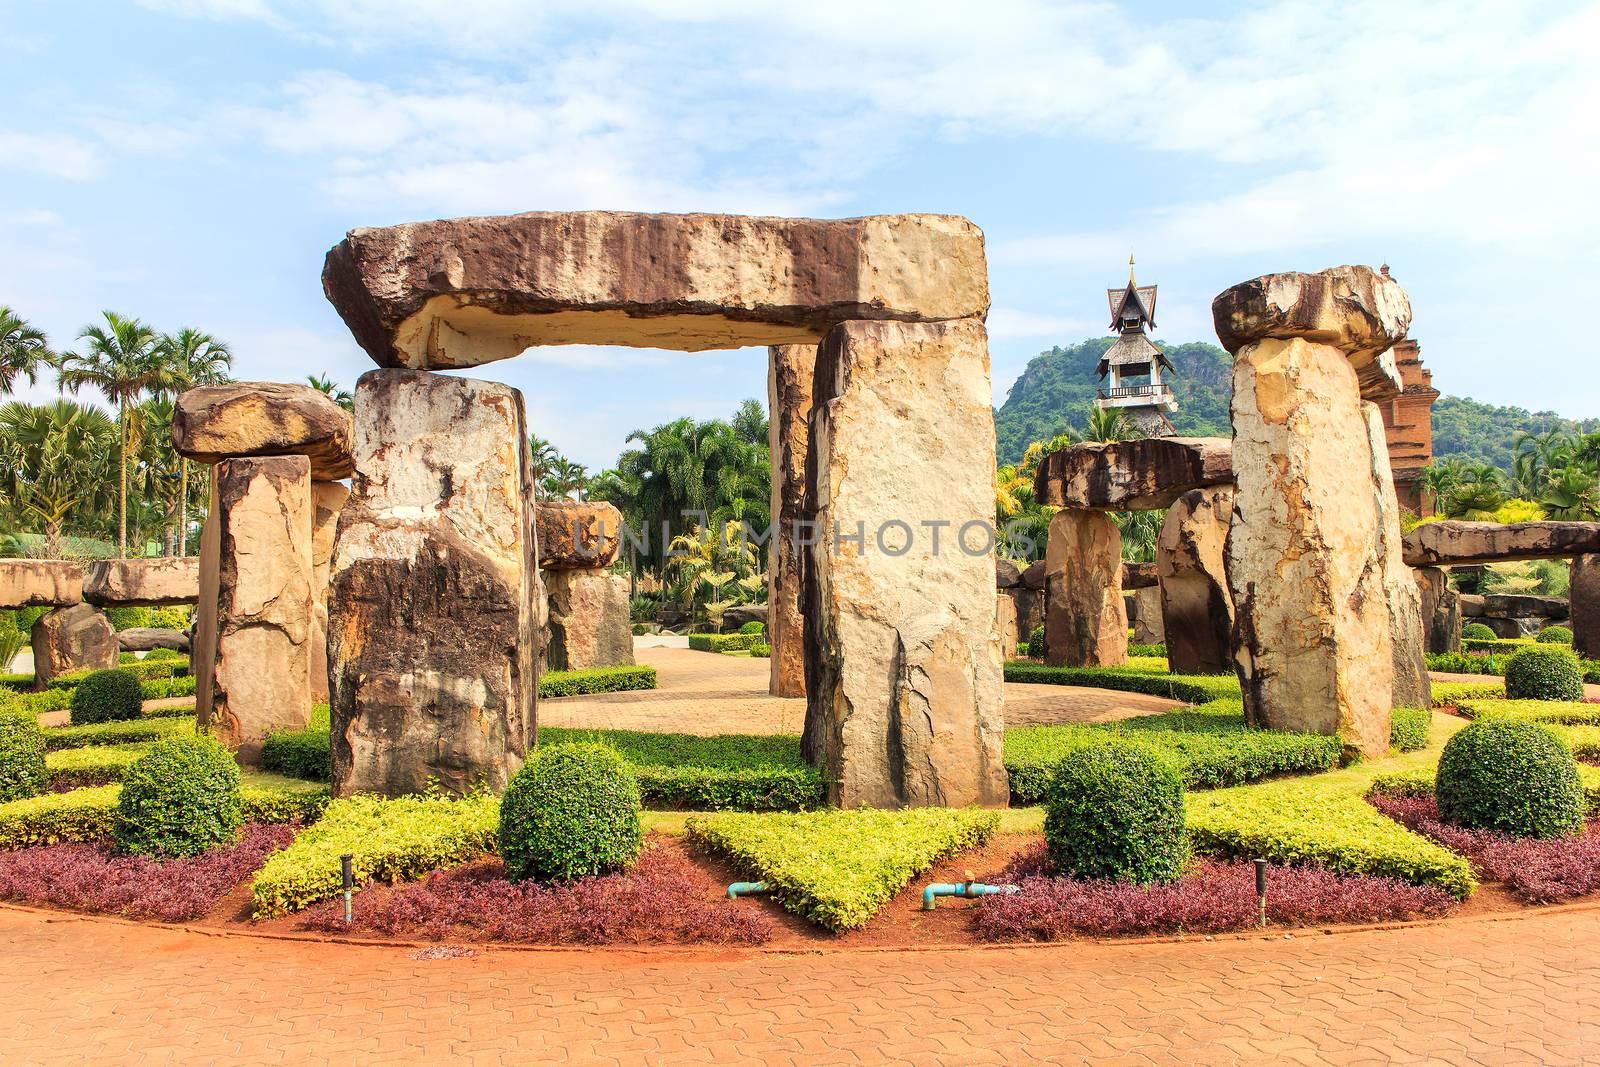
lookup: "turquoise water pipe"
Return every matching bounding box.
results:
[922,881,1019,910]
[727,881,770,899]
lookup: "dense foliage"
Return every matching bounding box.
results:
[1435,719,1584,839]
[113,734,244,857]
[1043,741,1186,884]
[0,706,48,801]
[69,669,145,724]
[1462,622,1497,642]
[1539,625,1575,644]
[1503,646,1585,701]
[0,777,326,849]
[43,713,195,751]
[539,665,657,698]
[499,744,643,883]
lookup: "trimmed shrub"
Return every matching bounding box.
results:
[1503,646,1584,702]
[1456,698,1600,726]
[1027,625,1046,659]
[1044,741,1186,884]
[686,807,999,931]
[1436,718,1584,839]
[1127,643,1166,659]
[144,647,184,662]
[69,669,145,724]
[113,735,244,857]
[1425,651,1500,677]
[748,642,771,658]
[687,633,756,653]
[1003,661,1242,704]
[44,714,196,751]
[1430,680,1504,707]
[499,744,642,882]
[1462,622,1497,642]
[0,777,324,849]
[738,620,765,635]
[539,665,657,698]
[45,743,149,787]
[0,708,48,802]
[1538,626,1574,645]
[1389,706,1431,752]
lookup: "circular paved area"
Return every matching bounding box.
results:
[541,646,1179,735]
[2,902,1596,1065]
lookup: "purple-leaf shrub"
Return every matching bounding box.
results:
[975,844,1453,941]
[1371,794,1600,904]
[300,845,773,945]
[0,822,294,922]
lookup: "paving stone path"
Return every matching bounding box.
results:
[2,902,1597,1065]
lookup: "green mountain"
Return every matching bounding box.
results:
[994,337,1597,469]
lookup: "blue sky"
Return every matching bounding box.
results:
[3,0,1597,469]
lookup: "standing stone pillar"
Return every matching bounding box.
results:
[537,500,631,671]
[1414,566,1460,654]
[1043,509,1127,667]
[308,482,349,703]
[30,605,117,687]
[1131,587,1164,645]
[1157,486,1235,675]
[1365,402,1430,708]
[1215,267,1410,759]
[803,319,1007,808]
[1572,556,1600,659]
[329,370,537,798]
[767,344,815,698]
[196,455,314,761]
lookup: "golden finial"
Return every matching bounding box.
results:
[1128,253,1136,286]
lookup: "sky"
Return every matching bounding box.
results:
[3,0,1598,470]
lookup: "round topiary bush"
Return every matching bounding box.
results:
[1028,625,1047,659]
[1503,646,1585,702]
[1462,622,1497,642]
[69,668,145,724]
[738,620,765,636]
[113,734,243,857]
[1538,626,1574,645]
[1436,717,1584,838]
[1044,740,1187,884]
[499,743,643,882]
[144,647,184,662]
[0,706,48,802]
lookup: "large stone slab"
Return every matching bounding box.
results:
[324,212,990,367]
[83,557,199,607]
[1224,333,1393,759]
[197,456,314,762]
[1122,561,1159,590]
[768,343,815,698]
[309,481,349,703]
[329,369,537,798]
[0,560,82,609]
[1402,521,1600,567]
[119,627,190,653]
[803,318,1007,808]
[1157,486,1235,675]
[173,382,354,480]
[1364,403,1429,709]
[1043,509,1127,668]
[1033,437,1233,511]
[30,604,117,687]
[1572,556,1600,659]
[1414,567,1461,654]
[545,569,634,671]
[535,500,623,570]
[1479,593,1568,620]
[1131,586,1164,645]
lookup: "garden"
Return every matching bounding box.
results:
[4,635,1600,950]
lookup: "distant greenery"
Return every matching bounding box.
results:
[1432,396,1598,472]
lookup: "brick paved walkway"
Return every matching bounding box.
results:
[542,647,1178,735]
[3,902,1597,1065]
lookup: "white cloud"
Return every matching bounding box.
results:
[0,131,101,180]
[987,308,1096,340]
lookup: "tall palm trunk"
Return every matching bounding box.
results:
[117,396,128,558]
[177,458,189,556]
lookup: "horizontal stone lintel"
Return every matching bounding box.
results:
[1033,437,1233,511]
[1402,521,1600,567]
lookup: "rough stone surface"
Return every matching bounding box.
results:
[1414,567,1461,655]
[1402,521,1600,567]
[996,592,1021,656]
[535,500,623,570]
[118,628,191,653]
[0,560,82,609]
[329,370,537,798]
[802,318,1007,808]
[1225,334,1393,759]
[1122,561,1159,590]
[995,558,1022,589]
[1477,593,1568,620]
[197,456,314,762]
[1033,437,1233,511]
[1131,586,1164,645]
[83,557,199,607]
[323,212,990,367]
[1021,560,1046,591]
[173,382,354,480]
[1572,556,1600,659]
[1212,265,1411,396]
[1457,594,1486,617]
[545,569,634,671]
[1043,509,1127,668]
[768,343,815,698]
[309,482,349,704]
[720,605,768,634]
[1157,486,1235,675]
[1365,403,1429,710]
[29,604,117,687]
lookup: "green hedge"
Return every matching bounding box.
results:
[538,665,657,698]
[1187,777,1477,899]
[115,734,245,858]
[0,776,328,849]
[43,715,198,752]
[251,792,500,918]
[9,675,197,716]
[45,743,150,787]
[499,744,642,882]
[1463,637,1535,654]
[1370,763,1600,818]
[1430,680,1504,707]
[1002,661,1241,704]
[1044,740,1186,884]
[1436,718,1584,838]
[46,659,190,688]
[1457,698,1600,726]
[1424,652,1501,677]
[1504,647,1585,701]
[687,633,757,653]
[686,807,1000,932]
[1390,706,1431,752]
[0,707,47,801]
[1003,700,1342,804]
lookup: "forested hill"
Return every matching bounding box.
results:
[993,337,1596,468]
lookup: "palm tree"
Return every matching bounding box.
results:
[306,373,353,411]
[0,307,55,394]
[160,328,232,555]
[0,400,117,557]
[1084,406,1133,443]
[542,456,590,499]
[56,313,174,557]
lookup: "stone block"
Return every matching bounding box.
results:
[0,560,82,610]
[536,500,623,570]
[1033,437,1233,511]
[173,382,353,479]
[1043,509,1127,668]
[768,343,815,698]
[1157,486,1235,675]
[30,604,117,687]
[83,557,199,607]
[545,569,634,671]
[329,369,537,798]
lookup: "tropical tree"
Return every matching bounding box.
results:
[0,400,117,557]
[56,313,175,556]
[0,308,54,394]
[613,416,755,569]
[306,373,353,411]
[666,520,763,628]
[161,329,233,554]
[542,456,590,500]
[1084,406,1133,443]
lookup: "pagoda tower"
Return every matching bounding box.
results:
[1095,257,1178,437]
